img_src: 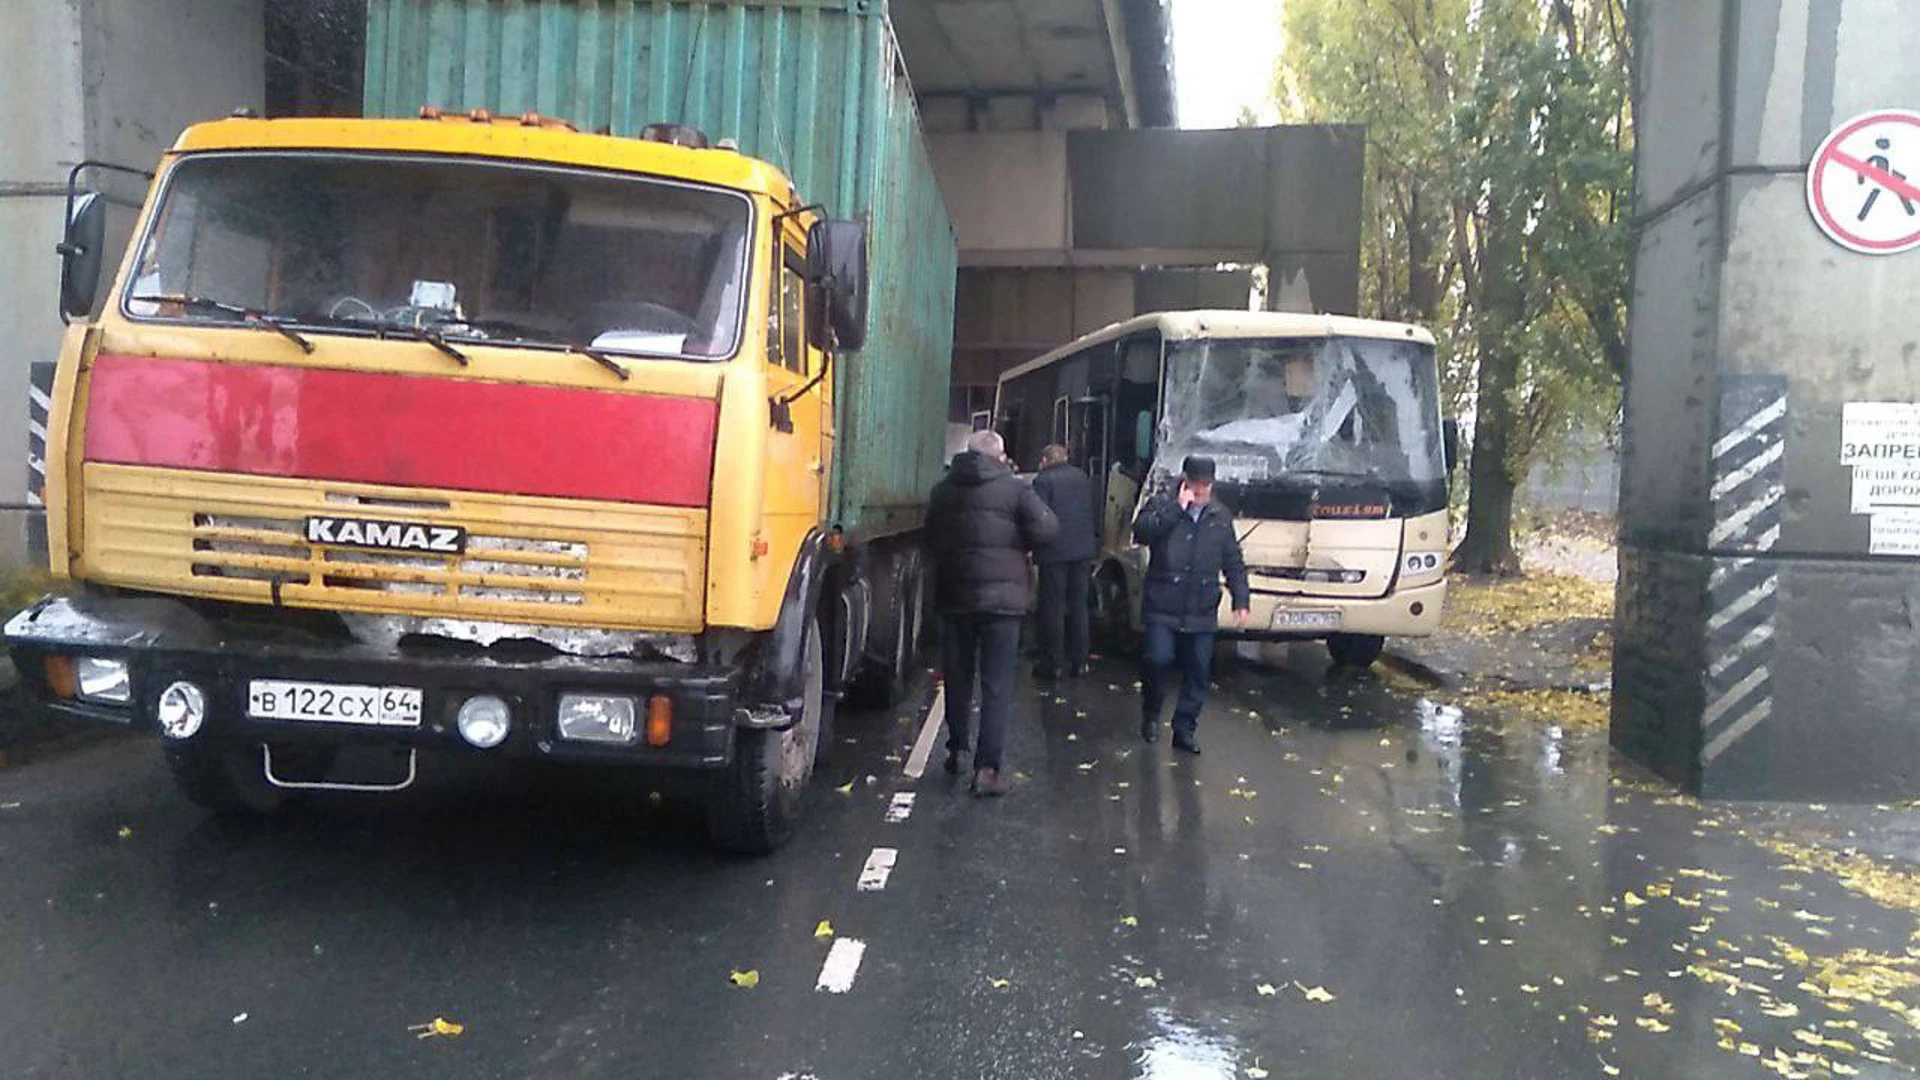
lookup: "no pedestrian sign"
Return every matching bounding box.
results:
[1807,109,1920,255]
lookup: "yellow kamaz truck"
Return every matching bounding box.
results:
[7,3,955,852]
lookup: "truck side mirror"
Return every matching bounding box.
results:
[1443,418,1461,472]
[807,218,869,352]
[57,191,107,321]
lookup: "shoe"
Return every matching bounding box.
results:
[971,767,1010,797]
[1172,731,1201,755]
[944,748,965,775]
[1140,719,1160,744]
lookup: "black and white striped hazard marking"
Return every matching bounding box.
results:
[27,362,53,509]
[1702,375,1787,764]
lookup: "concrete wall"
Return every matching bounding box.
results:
[928,125,1363,318]
[0,0,264,569]
[1617,0,1920,800]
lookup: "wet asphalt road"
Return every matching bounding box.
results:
[3,646,1919,1079]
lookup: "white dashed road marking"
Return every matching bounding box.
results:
[857,847,897,891]
[903,686,945,779]
[815,937,867,993]
[885,792,916,823]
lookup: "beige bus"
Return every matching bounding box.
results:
[995,311,1455,667]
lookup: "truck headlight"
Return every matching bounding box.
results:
[76,657,131,705]
[557,694,639,745]
[456,695,512,749]
[157,681,207,740]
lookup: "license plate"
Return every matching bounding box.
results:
[1271,609,1341,630]
[248,680,423,727]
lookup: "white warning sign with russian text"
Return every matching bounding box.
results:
[1870,508,1920,556]
[1843,402,1920,512]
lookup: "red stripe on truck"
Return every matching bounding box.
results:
[83,354,718,507]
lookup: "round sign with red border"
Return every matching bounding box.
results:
[1807,109,1920,255]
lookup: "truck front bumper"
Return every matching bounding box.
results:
[6,593,739,769]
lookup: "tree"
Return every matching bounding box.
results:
[1281,0,1631,574]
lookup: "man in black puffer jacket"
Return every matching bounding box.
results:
[1030,444,1100,679]
[1132,455,1250,755]
[926,430,1058,796]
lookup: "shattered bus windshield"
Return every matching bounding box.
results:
[123,153,752,360]
[1159,336,1445,490]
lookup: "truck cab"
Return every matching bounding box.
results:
[9,112,921,852]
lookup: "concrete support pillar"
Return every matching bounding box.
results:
[0,0,265,570]
[1616,0,1920,799]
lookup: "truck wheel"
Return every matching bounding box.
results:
[847,558,924,711]
[1327,633,1386,669]
[165,740,287,815]
[709,617,824,853]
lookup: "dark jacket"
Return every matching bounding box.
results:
[1030,462,1100,565]
[926,452,1059,615]
[1132,496,1251,632]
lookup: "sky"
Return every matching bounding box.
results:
[1171,0,1286,129]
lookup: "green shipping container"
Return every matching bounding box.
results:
[363,0,958,542]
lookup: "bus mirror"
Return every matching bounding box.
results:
[808,218,869,352]
[1443,418,1461,472]
[58,191,106,320]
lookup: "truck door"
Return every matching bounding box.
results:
[765,232,828,539]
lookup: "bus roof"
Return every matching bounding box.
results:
[997,310,1436,385]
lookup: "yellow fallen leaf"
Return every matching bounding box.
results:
[1295,983,1336,1003]
[1622,891,1646,908]
[1600,1059,1621,1077]
[1592,1014,1618,1028]
[1256,983,1277,996]
[1636,1016,1671,1033]
[1248,1066,1269,1079]
[728,969,760,989]
[814,920,834,939]
[987,976,1010,989]
[409,1017,465,1039]
[1119,916,1139,927]
[1134,975,1157,988]
[1644,882,1672,898]
[834,781,854,795]
[117,826,133,840]
[1520,984,1541,994]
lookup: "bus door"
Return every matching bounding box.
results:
[1103,332,1162,553]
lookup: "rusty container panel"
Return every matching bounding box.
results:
[362,0,957,542]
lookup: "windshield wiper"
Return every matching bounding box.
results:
[430,317,630,381]
[373,322,468,366]
[131,293,314,354]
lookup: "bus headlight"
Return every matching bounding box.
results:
[1403,552,1442,576]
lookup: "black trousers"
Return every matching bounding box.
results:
[1035,560,1091,673]
[941,613,1022,771]
[1142,622,1214,735]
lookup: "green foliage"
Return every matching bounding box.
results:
[1281,0,1633,565]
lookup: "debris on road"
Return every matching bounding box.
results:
[728,969,760,989]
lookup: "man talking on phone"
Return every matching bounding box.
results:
[1131,456,1250,754]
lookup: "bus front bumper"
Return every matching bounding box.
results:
[1227,579,1447,640]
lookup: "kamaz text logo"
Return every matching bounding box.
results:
[304,516,466,555]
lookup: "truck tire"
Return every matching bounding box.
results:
[709,617,824,853]
[1327,633,1386,669]
[847,556,925,711]
[165,740,287,815]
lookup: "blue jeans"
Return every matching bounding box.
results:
[1142,622,1214,734]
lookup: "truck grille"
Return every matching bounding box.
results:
[191,510,590,606]
[78,465,708,631]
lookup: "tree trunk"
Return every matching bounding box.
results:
[1454,215,1526,577]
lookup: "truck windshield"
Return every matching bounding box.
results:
[1159,335,1445,487]
[123,152,752,361]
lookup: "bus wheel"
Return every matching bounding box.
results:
[1094,569,1135,653]
[708,617,823,854]
[1327,633,1385,669]
[166,740,288,816]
